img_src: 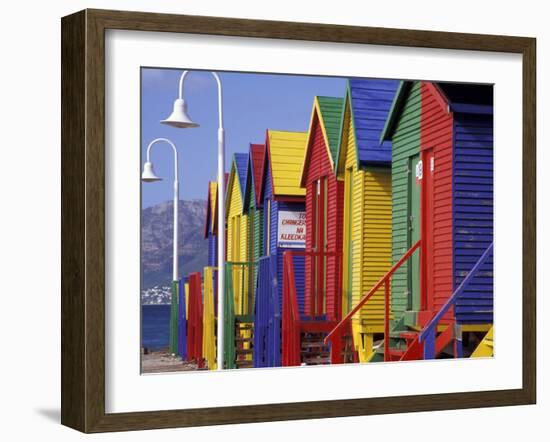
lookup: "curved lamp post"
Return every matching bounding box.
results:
[161,71,226,370]
[142,137,180,356]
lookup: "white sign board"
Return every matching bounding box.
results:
[277,211,306,248]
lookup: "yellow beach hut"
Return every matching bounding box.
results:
[224,152,253,368]
[334,79,400,362]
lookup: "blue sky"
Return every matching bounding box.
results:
[141,68,347,208]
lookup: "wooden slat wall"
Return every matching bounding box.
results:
[327,176,345,320]
[207,234,217,267]
[271,199,306,314]
[391,82,422,322]
[453,112,494,325]
[268,130,308,197]
[420,83,454,322]
[361,169,392,327]
[305,180,315,315]
[259,166,306,366]
[205,181,218,267]
[303,115,344,320]
[344,108,391,327]
[343,105,364,322]
[226,160,249,315]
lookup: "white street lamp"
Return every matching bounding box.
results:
[142,137,180,355]
[161,71,226,370]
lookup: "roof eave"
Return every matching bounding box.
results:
[380,80,412,143]
[334,82,352,177]
[300,97,320,188]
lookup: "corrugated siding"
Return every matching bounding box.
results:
[420,83,454,322]
[268,130,308,197]
[453,113,494,324]
[391,81,422,321]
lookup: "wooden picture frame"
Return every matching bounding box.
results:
[61,8,536,433]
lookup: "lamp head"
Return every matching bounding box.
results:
[161,98,199,128]
[141,162,162,182]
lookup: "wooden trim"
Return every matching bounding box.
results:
[61,10,86,431]
[522,36,537,405]
[61,8,536,433]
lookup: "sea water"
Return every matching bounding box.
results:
[141,304,170,350]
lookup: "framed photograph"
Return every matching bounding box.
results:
[61,9,536,433]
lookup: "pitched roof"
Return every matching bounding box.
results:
[225,153,249,215]
[317,96,345,160]
[203,174,228,237]
[250,143,267,207]
[337,78,400,167]
[204,181,217,238]
[381,81,494,141]
[233,152,249,196]
[266,129,308,198]
[300,96,344,186]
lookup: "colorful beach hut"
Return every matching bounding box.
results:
[186,272,204,367]
[282,96,353,366]
[244,144,267,296]
[201,180,223,369]
[204,181,219,267]
[224,152,255,368]
[255,130,308,367]
[379,81,494,359]
[329,79,400,362]
[242,144,267,368]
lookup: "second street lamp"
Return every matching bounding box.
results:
[141,137,180,356]
[161,70,226,370]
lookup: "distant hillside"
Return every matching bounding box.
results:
[141,199,207,290]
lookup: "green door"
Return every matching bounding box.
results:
[409,154,421,311]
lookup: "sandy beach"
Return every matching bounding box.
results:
[141,348,200,374]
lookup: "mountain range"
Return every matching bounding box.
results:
[141,199,208,290]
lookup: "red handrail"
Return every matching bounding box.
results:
[324,240,421,360]
[282,252,302,365]
[282,250,341,366]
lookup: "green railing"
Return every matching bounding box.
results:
[223,261,257,369]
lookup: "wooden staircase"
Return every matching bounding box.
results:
[282,250,358,366]
[471,326,494,358]
[234,319,254,368]
[301,331,330,365]
[370,324,455,362]
[224,262,256,369]
[299,328,355,365]
[327,241,493,362]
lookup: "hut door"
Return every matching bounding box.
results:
[408,155,421,311]
[312,177,328,316]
